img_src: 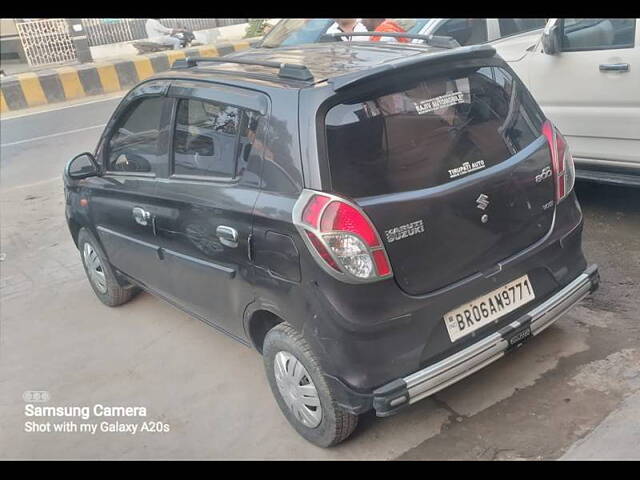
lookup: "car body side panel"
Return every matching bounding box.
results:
[83,89,176,297]
[147,82,271,339]
[492,30,543,63]
[89,177,175,296]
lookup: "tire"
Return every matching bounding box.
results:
[77,228,140,307]
[263,323,358,447]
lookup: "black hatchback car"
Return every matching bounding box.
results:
[64,39,599,447]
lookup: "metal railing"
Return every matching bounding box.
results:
[16,18,77,67]
[81,18,136,47]
[81,18,249,47]
[14,18,249,67]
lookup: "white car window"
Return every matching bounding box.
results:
[561,18,636,51]
[435,19,488,46]
[498,18,546,38]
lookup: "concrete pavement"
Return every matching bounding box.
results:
[1,96,639,459]
[561,391,640,460]
[1,94,123,189]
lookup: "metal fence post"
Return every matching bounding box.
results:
[66,18,93,63]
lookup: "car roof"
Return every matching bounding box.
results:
[152,42,458,89]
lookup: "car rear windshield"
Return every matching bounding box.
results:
[325,66,545,197]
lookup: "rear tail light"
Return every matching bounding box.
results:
[293,190,393,283]
[542,120,576,202]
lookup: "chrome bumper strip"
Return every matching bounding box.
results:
[373,265,599,416]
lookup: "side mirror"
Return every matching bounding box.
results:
[65,152,100,179]
[541,21,561,55]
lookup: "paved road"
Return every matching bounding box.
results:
[1,98,639,459]
[0,94,123,189]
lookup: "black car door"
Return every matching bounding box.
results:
[88,81,176,298]
[152,80,269,339]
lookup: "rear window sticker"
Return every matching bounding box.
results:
[448,159,486,179]
[414,91,465,115]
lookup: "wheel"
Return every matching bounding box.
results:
[263,323,358,447]
[77,228,140,307]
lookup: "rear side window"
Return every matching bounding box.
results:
[435,19,488,46]
[172,98,264,180]
[173,98,240,178]
[325,66,545,197]
[499,18,546,38]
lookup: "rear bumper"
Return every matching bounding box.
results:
[372,264,600,417]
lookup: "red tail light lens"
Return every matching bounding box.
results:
[542,120,575,202]
[319,202,380,247]
[372,250,391,276]
[294,191,393,283]
[302,194,330,228]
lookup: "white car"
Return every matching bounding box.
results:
[413,18,545,49]
[505,18,640,186]
[260,18,546,50]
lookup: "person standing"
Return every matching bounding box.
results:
[326,18,369,41]
[145,18,184,50]
[361,18,409,43]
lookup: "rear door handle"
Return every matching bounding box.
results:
[216,225,239,248]
[599,63,630,72]
[132,207,151,226]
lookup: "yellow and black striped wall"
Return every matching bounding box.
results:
[0,40,257,113]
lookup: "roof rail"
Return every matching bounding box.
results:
[172,56,314,81]
[328,32,461,49]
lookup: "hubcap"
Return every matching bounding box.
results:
[274,351,322,428]
[83,243,107,294]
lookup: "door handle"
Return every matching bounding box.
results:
[599,63,630,72]
[216,225,239,248]
[132,207,151,226]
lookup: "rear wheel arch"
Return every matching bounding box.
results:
[246,309,285,354]
[262,322,359,446]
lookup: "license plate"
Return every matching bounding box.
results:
[443,275,536,342]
